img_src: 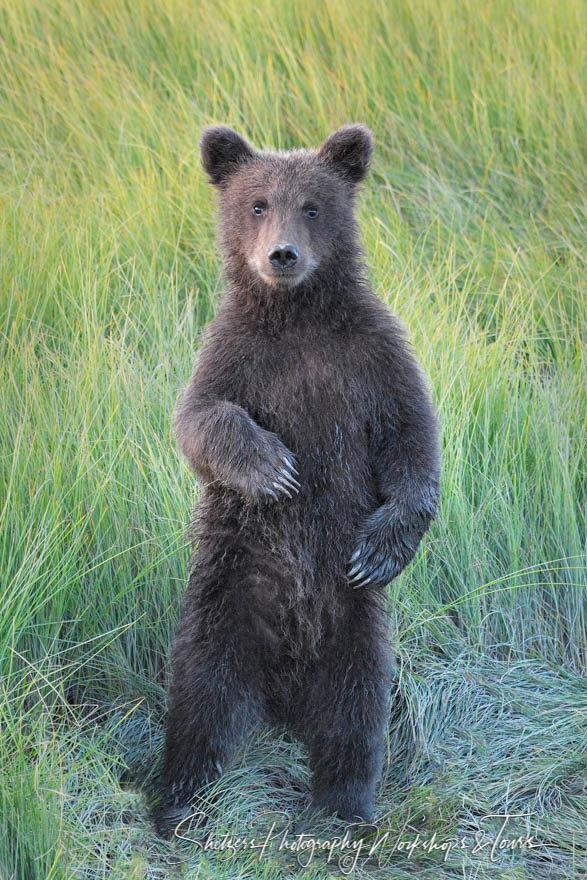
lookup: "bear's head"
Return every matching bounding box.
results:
[200,124,373,290]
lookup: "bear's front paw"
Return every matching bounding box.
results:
[244,432,300,504]
[347,490,437,588]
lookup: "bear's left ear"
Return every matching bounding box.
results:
[200,126,257,186]
[317,124,374,184]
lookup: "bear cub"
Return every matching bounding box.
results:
[154,124,441,837]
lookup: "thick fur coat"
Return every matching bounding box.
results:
[154,125,441,837]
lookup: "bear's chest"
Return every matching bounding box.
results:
[242,335,369,455]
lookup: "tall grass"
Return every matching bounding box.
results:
[0,0,585,877]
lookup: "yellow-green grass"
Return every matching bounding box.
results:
[0,0,585,877]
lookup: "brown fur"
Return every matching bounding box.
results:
[153,125,441,837]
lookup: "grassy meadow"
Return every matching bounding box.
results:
[0,0,585,876]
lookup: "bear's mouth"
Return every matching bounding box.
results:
[271,267,299,279]
[265,266,306,287]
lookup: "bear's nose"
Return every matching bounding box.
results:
[268,244,299,269]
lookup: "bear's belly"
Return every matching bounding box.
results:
[195,414,377,593]
[195,345,381,590]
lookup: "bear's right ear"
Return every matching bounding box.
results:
[200,126,256,186]
[317,124,374,184]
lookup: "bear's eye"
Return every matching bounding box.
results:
[252,201,266,216]
[305,206,318,218]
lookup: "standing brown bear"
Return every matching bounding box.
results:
[154,124,440,837]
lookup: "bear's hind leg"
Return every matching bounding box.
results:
[306,723,386,825]
[154,568,264,838]
[303,613,394,825]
